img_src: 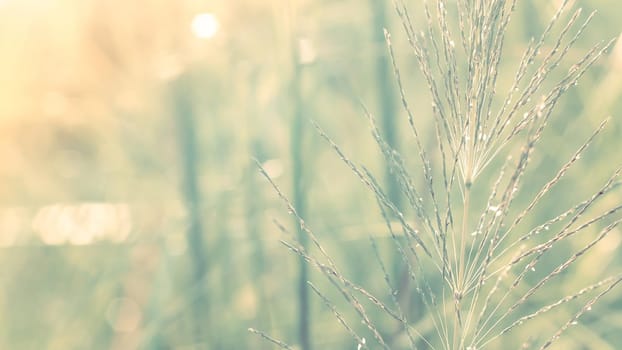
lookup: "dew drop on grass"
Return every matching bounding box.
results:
[488,205,503,217]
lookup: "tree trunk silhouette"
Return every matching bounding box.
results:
[370,0,401,210]
[172,74,209,344]
[291,38,311,350]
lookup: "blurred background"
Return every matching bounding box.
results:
[0,0,621,349]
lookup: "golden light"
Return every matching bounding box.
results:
[32,202,132,246]
[191,12,220,39]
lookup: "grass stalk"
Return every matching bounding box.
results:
[255,1,621,349]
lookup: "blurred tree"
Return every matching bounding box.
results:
[369,0,401,211]
[171,73,210,344]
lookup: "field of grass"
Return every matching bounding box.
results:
[0,0,621,349]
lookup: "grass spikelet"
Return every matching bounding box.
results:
[254,0,621,349]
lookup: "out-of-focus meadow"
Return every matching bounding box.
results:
[0,0,621,349]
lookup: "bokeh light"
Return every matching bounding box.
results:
[191,12,219,39]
